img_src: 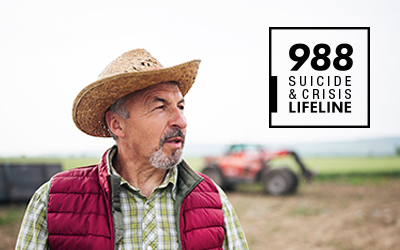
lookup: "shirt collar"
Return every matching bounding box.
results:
[106,145,178,200]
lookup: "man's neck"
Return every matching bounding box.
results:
[113,148,167,198]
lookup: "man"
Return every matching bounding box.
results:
[16,49,248,250]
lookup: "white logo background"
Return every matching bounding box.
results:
[270,28,369,127]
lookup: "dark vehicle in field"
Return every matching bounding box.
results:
[201,144,315,195]
[0,162,62,202]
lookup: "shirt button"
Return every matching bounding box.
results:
[146,245,152,250]
[145,204,149,209]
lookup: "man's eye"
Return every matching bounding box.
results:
[178,105,185,110]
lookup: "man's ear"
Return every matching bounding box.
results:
[105,111,126,138]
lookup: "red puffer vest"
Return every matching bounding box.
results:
[47,150,224,250]
[180,172,225,250]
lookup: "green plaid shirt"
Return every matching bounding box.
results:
[16,148,248,250]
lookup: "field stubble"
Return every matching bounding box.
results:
[229,178,400,250]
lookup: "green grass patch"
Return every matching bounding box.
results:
[184,157,204,172]
[270,156,400,175]
[312,172,400,185]
[262,156,400,185]
[288,204,327,217]
[0,205,25,225]
[60,157,100,170]
[0,157,100,171]
[0,157,61,165]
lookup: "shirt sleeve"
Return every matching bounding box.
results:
[15,181,50,250]
[217,185,249,250]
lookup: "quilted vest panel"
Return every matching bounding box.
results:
[180,173,225,250]
[47,162,114,250]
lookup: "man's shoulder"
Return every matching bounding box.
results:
[49,164,106,195]
[50,165,102,191]
[31,180,52,203]
[53,164,99,178]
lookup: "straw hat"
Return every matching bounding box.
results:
[72,49,201,137]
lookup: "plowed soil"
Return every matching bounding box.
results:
[228,179,400,250]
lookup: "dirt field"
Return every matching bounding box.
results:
[2,179,400,250]
[229,179,400,250]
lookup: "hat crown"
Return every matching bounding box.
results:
[73,48,200,137]
[98,49,163,80]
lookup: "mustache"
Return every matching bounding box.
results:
[159,128,186,147]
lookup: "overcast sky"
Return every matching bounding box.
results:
[1,0,399,156]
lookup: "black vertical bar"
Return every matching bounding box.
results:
[367,27,370,127]
[269,76,277,113]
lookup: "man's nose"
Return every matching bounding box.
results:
[170,108,187,129]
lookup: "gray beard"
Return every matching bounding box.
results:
[149,147,183,170]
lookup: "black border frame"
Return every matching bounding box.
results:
[269,27,370,128]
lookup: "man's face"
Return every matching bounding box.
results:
[117,82,187,169]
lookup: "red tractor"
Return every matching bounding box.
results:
[201,144,315,195]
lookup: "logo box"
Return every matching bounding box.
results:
[269,27,370,128]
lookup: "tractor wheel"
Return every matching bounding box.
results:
[262,167,298,195]
[281,167,298,194]
[202,166,225,188]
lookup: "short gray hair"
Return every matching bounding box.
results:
[107,94,132,140]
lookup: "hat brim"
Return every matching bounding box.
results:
[73,59,201,137]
